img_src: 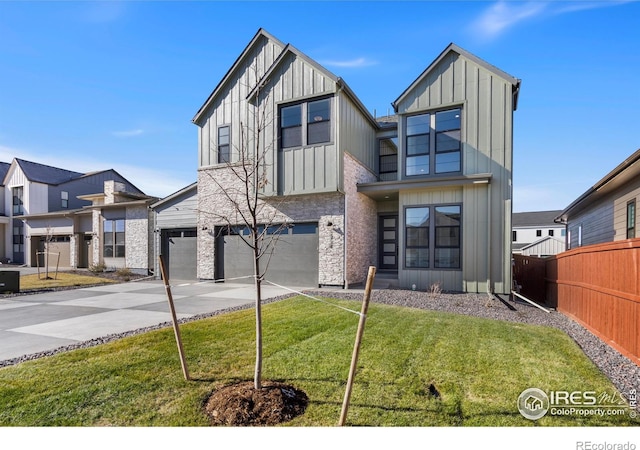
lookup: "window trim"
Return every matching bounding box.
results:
[278,95,333,150]
[627,199,636,239]
[61,191,69,209]
[103,218,126,259]
[403,203,462,270]
[378,136,398,181]
[404,106,462,178]
[217,124,231,164]
[12,186,24,215]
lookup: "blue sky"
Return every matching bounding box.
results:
[1,0,639,212]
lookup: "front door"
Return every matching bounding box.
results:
[379,215,398,270]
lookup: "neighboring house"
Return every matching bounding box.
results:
[1,158,157,273]
[512,210,566,257]
[555,148,640,249]
[151,182,197,280]
[193,29,520,293]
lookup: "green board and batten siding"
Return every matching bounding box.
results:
[394,50,517,294]
[196,32,377,197]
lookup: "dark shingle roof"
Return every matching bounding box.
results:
[0,162,11,185]
[16,159,84,185]
[512,210,563,227]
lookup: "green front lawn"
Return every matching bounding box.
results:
[0,297,636,426]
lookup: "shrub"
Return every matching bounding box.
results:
[88,262,107,274]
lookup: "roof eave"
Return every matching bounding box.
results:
[192,29,286,126]
[556,148,640,222]
[392,43,520,112]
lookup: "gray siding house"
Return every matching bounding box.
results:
[1,158,156,273]
[193,29,520,294]
[555,148,640,248]
[151,182,198,280]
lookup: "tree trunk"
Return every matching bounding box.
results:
[253,233,263,390]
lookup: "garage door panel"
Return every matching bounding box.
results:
[166,229,197,281]
[222,223,318,287]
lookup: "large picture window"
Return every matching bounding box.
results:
[280,97,331,149]
[405,205,461,269]
[104,219,125,258]
[405,108,461,176]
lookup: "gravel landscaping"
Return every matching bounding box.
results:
[2,286,638,414]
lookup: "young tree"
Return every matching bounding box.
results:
[201,72,287,390]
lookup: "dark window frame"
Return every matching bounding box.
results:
[104,218,125,258]
[627,199,636,239]
[217,125,230,164]
[404,204,462,270]
[61,191,69,209]
[12,186,24,215]
[279,96,332,150]
[378,136,398,181]
[405,107,462,177]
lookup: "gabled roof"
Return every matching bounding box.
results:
[392,43,521,112]
[192,28,379,129]
[151,182,197,210]
[555,148,640,223]
[512,210,564,228]
[15,158,84,185]
[245,42,340,100]
[0,162,11,186]
[192,28,286,125]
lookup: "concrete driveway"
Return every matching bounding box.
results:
[0,279,303,364]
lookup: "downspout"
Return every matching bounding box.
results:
[487,181,492,294]
[336,81,347,289]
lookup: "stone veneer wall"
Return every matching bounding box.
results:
[125,205,151,273]
[197,166,345,286]
[343,153,378,286]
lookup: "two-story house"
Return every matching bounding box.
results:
[2,158,157,273]
[512,210,566,257]
[193,29,520,294]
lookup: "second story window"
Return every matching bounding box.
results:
[280,97,332,149]
[12,186,24,215]
[379,137,398,181]
[435,109,461,173]
[307,98,330,145]
[406,113,430,176]
[61,191,69,209]
[217,125,230,164]
[405,108,461,177]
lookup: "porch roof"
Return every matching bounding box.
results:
[357,173,492,201]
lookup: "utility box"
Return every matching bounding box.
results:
[0,271,20,293]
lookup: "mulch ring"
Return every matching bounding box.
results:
[203,381,309,426]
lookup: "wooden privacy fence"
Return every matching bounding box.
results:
[514,239,640,364]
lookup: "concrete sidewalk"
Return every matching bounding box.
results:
[0,279,304,363]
